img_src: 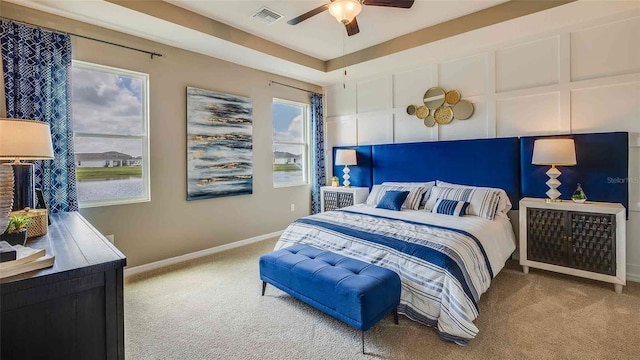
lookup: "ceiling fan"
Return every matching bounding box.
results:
[287,0,415,36]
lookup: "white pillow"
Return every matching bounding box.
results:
[366,184,428,210]
[381,181,435,209]
[425,186,501,220]
[435,180,512,216]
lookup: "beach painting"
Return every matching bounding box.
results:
[187,87,253,200]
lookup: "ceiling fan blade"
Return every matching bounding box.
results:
[363,0,414,8]
[345,17,360,36]
[287,4,330,25]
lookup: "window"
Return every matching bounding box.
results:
[272,99,309,187]
[71,61,150,207]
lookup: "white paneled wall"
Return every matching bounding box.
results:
[324,13,640,281]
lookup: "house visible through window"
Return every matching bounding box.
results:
[71,61,150,207]
[272,99,309,187]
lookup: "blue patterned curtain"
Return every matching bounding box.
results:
[1,20,78,213]
[310,93,325,214]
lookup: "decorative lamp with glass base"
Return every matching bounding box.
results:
[334,149,357,188]
[532,138,576,202]
[0,118,54,211]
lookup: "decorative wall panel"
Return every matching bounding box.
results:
[571,17,640,81]
[326,83,356,117]
[571,82,640,133]
[438,53,487,97]
[393,113,435,144]
[357,112,392,145]
[496,36,560,92]
[439,100,488,141]
[326,117,357,147]
[393,66,434,108]
[357,76,389,113]
[497,93,560,137]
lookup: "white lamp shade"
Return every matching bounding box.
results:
[532,138,576,166]
[0,118,54,160]
[335,149,357,166]
[328,0,362,24]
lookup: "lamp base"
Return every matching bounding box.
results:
[342,165,351,188]
[10,163,34,211]
[545,165,562,202]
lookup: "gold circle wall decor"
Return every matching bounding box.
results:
[434,106,454,125]
[409,86,473,127]
[423,87,446,109]
[424,115,436,127]
[453,100,474,120]
[445,90,461,105]
[415,105,428,119]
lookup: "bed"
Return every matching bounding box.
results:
[275,202,516,344]
[275,137,522,344]
[273,133,628,344]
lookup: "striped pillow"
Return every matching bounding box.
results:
[432,199,469,217]
[425,186,501,220]
[366,184,428,210]
[382,181,436,209]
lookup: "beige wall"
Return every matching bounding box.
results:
[2,3,321,267]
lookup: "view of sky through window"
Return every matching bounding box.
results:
[272,101,307,187]
[71,63,148,206]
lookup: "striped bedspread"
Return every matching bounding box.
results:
[274,207,498,344]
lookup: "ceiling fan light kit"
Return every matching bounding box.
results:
[328,0,363,24]
[288,0,414,37]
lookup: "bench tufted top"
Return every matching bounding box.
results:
[260,244,401,331]
[262,244,399,296]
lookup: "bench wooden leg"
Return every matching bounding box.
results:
[261,281,267,296]
[361,330,365,354]
[393,309,399,325]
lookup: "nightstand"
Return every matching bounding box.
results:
[519,197,626,293]
[320,186,369,212]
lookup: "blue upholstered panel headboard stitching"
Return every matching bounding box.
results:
[372,137,521,210]
[332,146,373,189]
[333,137,521,210]
[520,132,629,218]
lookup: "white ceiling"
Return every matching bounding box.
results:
[5,1,639,86]
[165,0,507,60]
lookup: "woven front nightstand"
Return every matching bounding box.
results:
[519,198,626,293]
[320,186,369,212]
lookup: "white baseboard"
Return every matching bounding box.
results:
[627,264,640,283]
[124,230,283,278]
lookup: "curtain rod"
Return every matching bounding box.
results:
[269,80,321,95]
[1,17,163,59]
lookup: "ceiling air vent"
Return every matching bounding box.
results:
[251,7,283,25]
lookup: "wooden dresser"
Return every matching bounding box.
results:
[1,212,126,360]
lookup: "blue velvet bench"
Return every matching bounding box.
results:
[259,244,401,353]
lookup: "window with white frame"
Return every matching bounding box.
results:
[71,61,150,207]
[272,99,309,187]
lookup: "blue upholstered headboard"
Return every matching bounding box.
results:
[333,132,629,215]
[334,137,521,209]
[520,132,629,214]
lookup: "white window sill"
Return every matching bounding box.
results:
[274,182,309,189]
[79,197,150,209]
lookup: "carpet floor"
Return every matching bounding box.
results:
[124,238,640,360]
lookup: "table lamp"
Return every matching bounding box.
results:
[0,118,54,211]
[532,138,576,202]
[335,149,357,187]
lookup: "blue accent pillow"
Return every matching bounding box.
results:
[376,191,410,211]
[432,199,469,217]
